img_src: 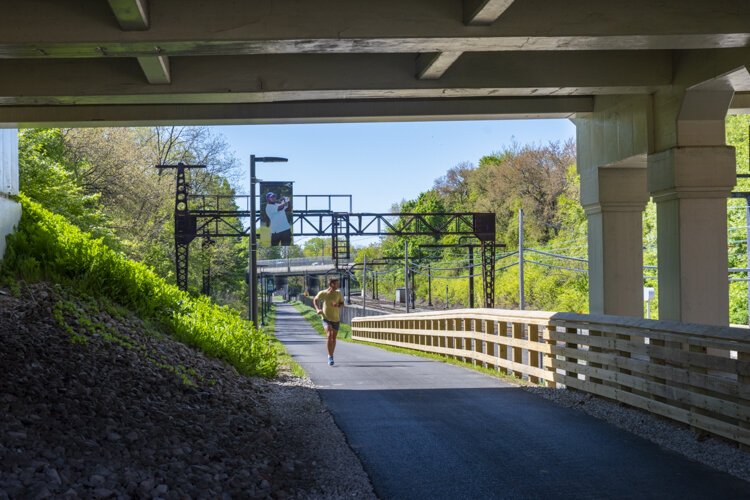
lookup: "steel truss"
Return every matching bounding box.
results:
[162,166,497,305]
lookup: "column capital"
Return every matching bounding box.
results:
[581,164,649,214]
[647,145,736,202]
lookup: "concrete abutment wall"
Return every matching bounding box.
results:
[0,129,20,261]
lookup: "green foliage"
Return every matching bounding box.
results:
[371,140,581,312]
[301,237,331,258]
[728,114,750,325]
[2,195,277,377]
[18,129,114,243]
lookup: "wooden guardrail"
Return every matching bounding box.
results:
[351,309,750,446]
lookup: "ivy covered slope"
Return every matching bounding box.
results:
[2,194,277,377]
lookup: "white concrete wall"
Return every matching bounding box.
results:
[0,128,20,260]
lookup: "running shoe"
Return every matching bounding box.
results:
[328,356,334,366]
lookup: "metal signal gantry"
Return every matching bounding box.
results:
[161,168,497,306]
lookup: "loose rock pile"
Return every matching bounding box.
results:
[0,283,375,499]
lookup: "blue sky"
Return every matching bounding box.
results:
[212,119,576,246]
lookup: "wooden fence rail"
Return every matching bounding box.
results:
[351,309,750,446]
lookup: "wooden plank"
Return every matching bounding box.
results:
[528,323,540,384]
[512,322,524,378]
[549,333,745,375]
[555,359,750,422]
[550,319,750,350]
[550,344,750,400]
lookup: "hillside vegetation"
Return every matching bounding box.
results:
[2,195,277,377]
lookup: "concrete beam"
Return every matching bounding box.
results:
[416,52,463,80]
[137,55,171,84]
[1,0,748,56]
[107,0,149,30]
[0,96,594,128]
[0,51,672,106]
[731,92,750,113]
[464,0,515,25]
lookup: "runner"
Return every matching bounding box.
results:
[313,277,344,366]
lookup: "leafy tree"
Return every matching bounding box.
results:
[470,140,575,245]
[301,237,331,258]
[18,129,113,242]
[727,114,750,324]
[433,162,474,209]
[20,126,250,308]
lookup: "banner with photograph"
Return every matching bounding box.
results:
[260,182,294,247]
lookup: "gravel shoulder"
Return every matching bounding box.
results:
[0,283,375,499]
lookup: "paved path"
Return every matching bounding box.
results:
[274,303,750,499]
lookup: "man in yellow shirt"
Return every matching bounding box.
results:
[313,277,345,366]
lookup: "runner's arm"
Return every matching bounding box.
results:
[313,296,324,315]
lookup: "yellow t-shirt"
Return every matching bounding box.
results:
[314,289,344,322]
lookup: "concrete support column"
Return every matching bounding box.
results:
[575,94,653,317]
[0,129,20,260]
[648,146,736,325]
[583,163,649,316]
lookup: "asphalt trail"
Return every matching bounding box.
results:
[274,302,750,499]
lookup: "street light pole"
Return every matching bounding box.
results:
[249,155,256,323]
[248,154,288,326]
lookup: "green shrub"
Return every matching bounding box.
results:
[2,194,277,377]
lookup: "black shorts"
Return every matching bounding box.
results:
[322,319,340,332]
[271,229,292,246]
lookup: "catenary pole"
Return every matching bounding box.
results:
[519,208,525,310]
[405,240,410,313]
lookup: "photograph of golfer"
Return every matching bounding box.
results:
[260,182,293,246]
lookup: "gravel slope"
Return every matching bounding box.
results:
[0,283,375,499]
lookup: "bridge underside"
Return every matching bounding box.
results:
[1,0,750,325]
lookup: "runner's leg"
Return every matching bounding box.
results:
[326,323,337,357]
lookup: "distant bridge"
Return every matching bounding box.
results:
[257,257,342,277]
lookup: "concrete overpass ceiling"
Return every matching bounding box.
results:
[0,0,748,126]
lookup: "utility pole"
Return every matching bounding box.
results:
[468,245,475,308]
[404,240,410,313]
[362,256,367,312]
[249,156,256,323]
[248,154,287,326]
[427,263,432,307]
[519,208,525,310]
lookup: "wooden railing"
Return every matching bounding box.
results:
[351,309,750,446]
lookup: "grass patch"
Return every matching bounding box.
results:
[291,299,530,386]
